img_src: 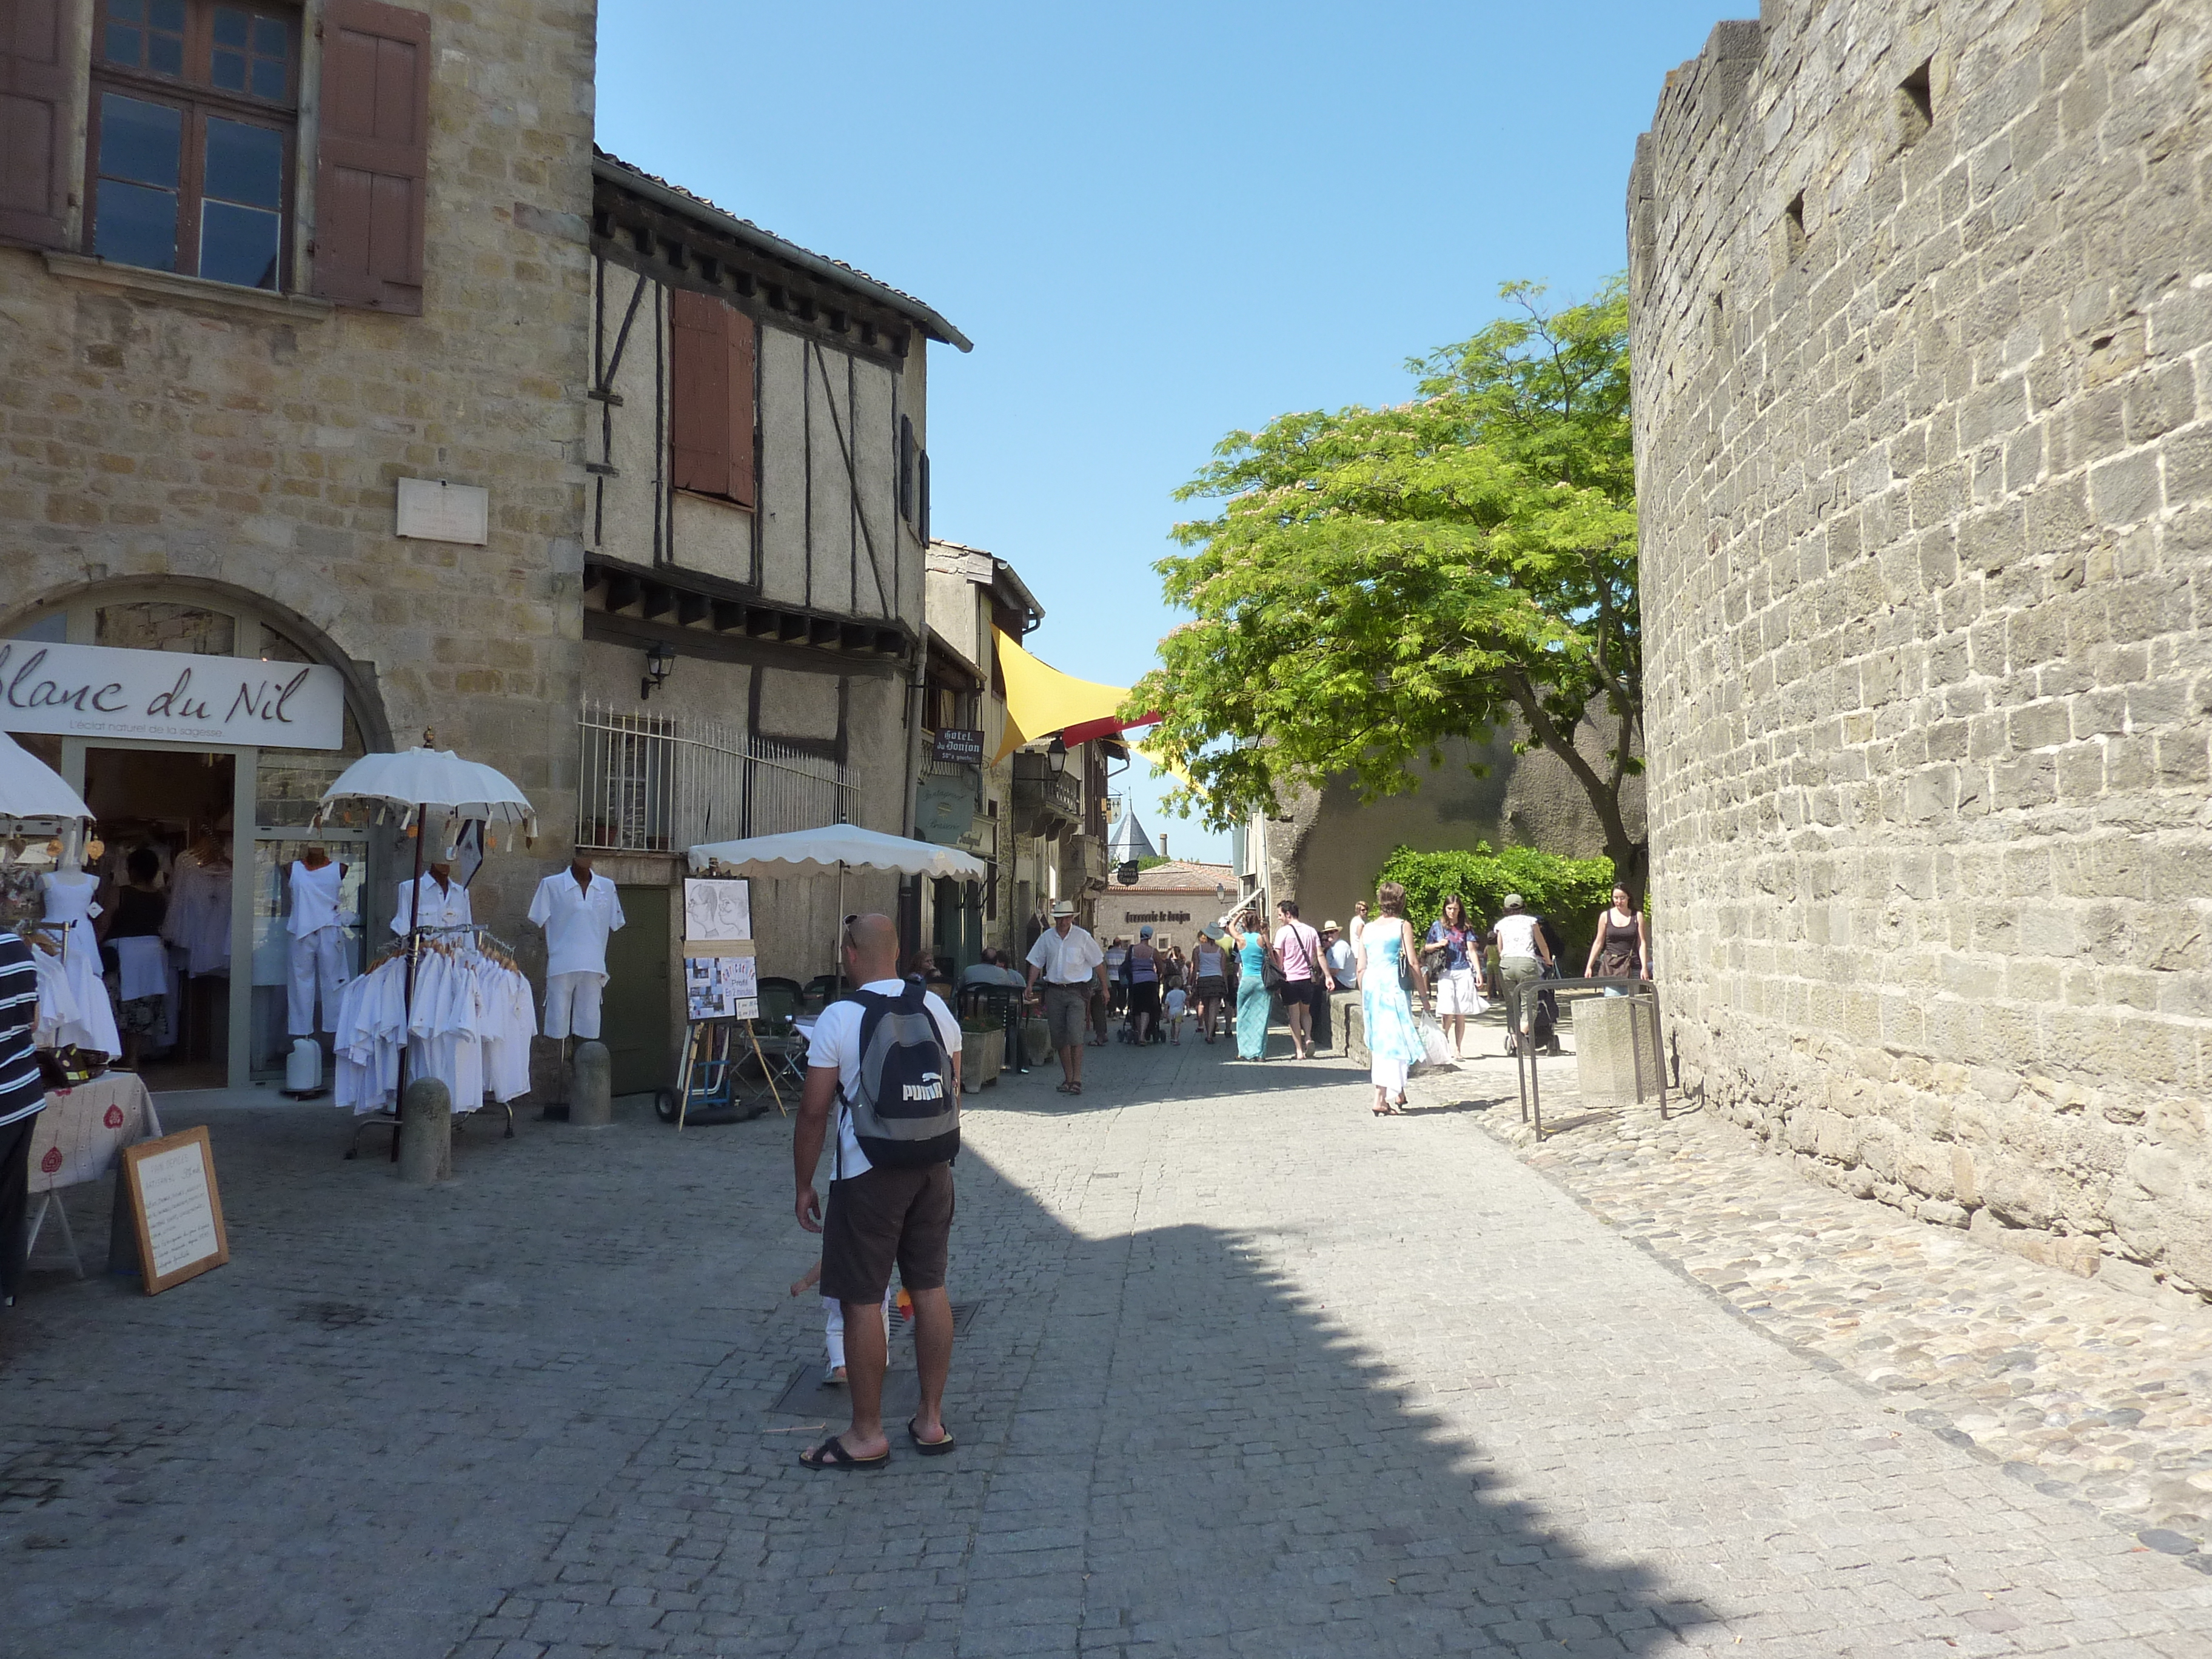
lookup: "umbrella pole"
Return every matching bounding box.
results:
[392,802,428,1163]
[835,863,845,993]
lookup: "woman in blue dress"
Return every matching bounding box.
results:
[1360,882,1429,1113]
[1223,910,1274,1060]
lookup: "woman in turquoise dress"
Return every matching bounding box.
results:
[1224,911,1274,1060]
[1360,882,1428,1113]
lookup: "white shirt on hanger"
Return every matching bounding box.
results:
[526,870,625,978]
[393,873,473,935]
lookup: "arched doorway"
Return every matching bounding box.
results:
[2,581,389,1092]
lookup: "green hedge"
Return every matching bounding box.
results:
[1373,843,1617,965]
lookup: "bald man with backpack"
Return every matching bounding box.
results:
[793,913,962,1470]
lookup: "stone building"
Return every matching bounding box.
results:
[1632,1,2212,1299]
[0,0,963,1095]
[1092,860,1236,954]
[920,537,1045,966]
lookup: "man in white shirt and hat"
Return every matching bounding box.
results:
[526,850,625,1040]
[392,846,472,936]
[1024,900,1105,1096]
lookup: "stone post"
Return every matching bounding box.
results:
[398,1077,452,1185]
[1574,996,1661,1105]
[570,1040,613,1127]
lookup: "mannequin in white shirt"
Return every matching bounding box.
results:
[394,851,472,936]
[526,850,625,1041]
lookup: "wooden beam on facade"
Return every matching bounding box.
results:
[641,583,675,620]
[677,592,711,626]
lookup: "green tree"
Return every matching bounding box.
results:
[1128,278,1645,891]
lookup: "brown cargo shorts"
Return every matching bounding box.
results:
[819,1161,955,1302]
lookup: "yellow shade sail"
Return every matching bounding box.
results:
[991,628,1147,763]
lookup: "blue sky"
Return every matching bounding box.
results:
[597,1,1743,862]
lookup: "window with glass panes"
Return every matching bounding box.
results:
[87,0,298,289]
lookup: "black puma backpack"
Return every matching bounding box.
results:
[839,982,959,1170]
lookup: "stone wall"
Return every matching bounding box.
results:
[0,0,600,945]
[1632,1,2212,1300]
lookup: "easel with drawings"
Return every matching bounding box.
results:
[666,875,782,1127]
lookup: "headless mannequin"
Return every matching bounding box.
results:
[569,853,593,893]
[286,847,351,1037]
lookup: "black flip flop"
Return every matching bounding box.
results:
[907,1419,956,1456]
[798,1435,888,1471]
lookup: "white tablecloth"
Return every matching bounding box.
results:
[27,1072,164,1192]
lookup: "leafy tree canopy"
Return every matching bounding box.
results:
[1375,843,1617,966]
[1128,277,1645,888]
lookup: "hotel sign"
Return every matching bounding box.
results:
[0,640,347,749]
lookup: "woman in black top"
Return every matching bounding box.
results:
[99,847,169,1064]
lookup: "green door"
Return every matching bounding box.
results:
[601,883,672,1096]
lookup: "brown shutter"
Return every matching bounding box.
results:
[669,287,729,496]
[726,307,756,507]
[312,0,431,313]
[0,0,73,249]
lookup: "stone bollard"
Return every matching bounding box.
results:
[570,1039,613,1127]
[398,1076,452,1184]
[1574,996,1662,1105]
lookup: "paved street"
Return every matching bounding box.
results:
[4,1037,2211,1658]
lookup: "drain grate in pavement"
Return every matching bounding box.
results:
[765,1303,981,1417]
[768,1363,920,1419]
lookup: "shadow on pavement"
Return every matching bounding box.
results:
[0,1080,1718,1657]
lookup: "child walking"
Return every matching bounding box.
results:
[1164,984,1188,1044]
[791,1260,898,1385]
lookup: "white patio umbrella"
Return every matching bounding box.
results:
[0,730,93,833]
[687,824,985,983]
[316,738,535,1154]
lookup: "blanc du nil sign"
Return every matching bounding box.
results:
[0,640,346,750]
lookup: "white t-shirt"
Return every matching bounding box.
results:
[1164,987,1187,1017]
[526,871,626,977]
[1026,923,1104,987]
[1493,913,1544,960]
[1326,939,1357,988]
[805,978,961,1179]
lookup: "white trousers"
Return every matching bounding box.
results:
[287,927,350,1035]
[544,971,606,1040]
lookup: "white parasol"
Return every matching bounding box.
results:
[686,823,984,880]
[688,824,985,982]
[315,745,535,831]
[0,730,93,831]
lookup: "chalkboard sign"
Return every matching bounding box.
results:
[121,1127,230,1295]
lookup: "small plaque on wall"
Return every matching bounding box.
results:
[396,477,490,545]
[121,1127,230,1295]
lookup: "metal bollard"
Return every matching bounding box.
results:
[398,1076,452,1184]
[570,1039,613,1127]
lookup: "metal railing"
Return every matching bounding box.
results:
[576,699,853,853]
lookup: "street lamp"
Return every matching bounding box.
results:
[1045,736,1068,776]
[641,639,675,700]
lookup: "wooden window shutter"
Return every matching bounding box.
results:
[898,414,915,523]
[670,289,755,505]
[312,0,431,313]
[669,288,729,496]
[0,0,74,249]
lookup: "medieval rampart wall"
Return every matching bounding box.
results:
[1632,0,2212,1298]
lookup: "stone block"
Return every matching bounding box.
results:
[398,1077,452,1186]
[1573,996,1663,1104]
[571,1041,613,1128]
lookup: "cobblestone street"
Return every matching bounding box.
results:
[5,1033,2211,1658]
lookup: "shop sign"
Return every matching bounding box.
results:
[915,768,977,846]
[931,727,984,766]
[0,640,346,749]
